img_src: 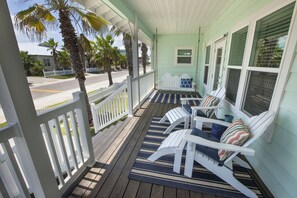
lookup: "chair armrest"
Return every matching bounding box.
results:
[184,134,255,156]
[193,117,231,127]
[191,105,221,111]
[180,98,203,101]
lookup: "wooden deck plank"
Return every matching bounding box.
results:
[96,103,164,197]
[136,182,152,198]
[150,184,164,198]
[122,180,140,198]
[163,187,176,198]
[177,189,190,198]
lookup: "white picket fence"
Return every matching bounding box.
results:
[91,84,128,133]
[43,69,75,78]
[0,92,94,197]
[85,67,104,73]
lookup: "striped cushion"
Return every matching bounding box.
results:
[200,95,219,117]
[218,119,250,161]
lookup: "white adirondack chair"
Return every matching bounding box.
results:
[159,87,226,134]
[183,111,275,198]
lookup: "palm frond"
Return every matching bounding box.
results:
[15,4,56,41]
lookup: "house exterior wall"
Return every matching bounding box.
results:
[196,0,297,197]
[156,34,202,83]
[31,55,56,70]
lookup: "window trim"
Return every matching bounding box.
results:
[203,45,212,85]
[222,0,297,127]
[174,47,194,66]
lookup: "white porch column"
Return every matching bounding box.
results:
[132,14,141,108]
[0,1,60,197]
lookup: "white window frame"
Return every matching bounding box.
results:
[174,47,194,66]
[203,45,212,85]
[223,0,297,125]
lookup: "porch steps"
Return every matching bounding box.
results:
[92,116,131,160]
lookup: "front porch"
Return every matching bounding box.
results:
[70,100,271,198]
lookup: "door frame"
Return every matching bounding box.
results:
[210,37,227,91]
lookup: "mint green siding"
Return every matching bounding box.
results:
[157,34,201,82]
[197,1,297,197]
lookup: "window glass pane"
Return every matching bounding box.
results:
[178,49,192,56]
[203,66,209,84]
[249,3,295,68]
[177,57,191,64]
[228,26,248,66]
[226,69,241,104]
[213,48,222,90]
[243,71,277,116]
[205,46,210,64]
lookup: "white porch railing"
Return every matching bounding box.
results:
[43,69,75,78]
[0,124,31,197]
[0,92,94,197]
[85,67,104,73]
[37,92,94,194]
[88,80,126,104]
[91,84,128,133]
[128,71,155,110]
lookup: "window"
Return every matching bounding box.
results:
[203,46,211,84]
[226,26,248,104]
[43,58,51,66]
[242,2,295,116]
[175,47,194,66]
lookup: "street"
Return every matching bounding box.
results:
[0,70,128,123]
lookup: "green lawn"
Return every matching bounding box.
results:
[0,122,7,128]
[47,74,76,79]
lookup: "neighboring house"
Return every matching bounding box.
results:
[31,54,56,71]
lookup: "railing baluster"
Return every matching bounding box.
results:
[48,120,63,168]
[62,114,78,170]
[68,111,84,164]
[3,141,31,197]
[0,176,10,198]
[53,118,72,177]
[42,123,65,186]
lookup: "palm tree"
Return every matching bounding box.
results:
[141,43,148,74]
[57,47,71,69]
[92,34,115,86]
[20,51,34,76]
[15,0,108,123]
[41,38,59,70]
[111,26,133,77]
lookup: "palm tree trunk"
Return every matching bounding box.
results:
[123,34,133,77]
[53,50,59,70]
[107,70,113,85]
[58,9,92,123]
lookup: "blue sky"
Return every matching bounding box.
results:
[8,0,124,55]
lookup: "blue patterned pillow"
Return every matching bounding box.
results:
[180,78,192,88]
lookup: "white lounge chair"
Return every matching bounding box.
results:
[159,87,226,134]
[184,111,275,198]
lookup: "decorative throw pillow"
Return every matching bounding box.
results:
[180,78,192,88]
[200,95,219,117]
[218,119,250,161]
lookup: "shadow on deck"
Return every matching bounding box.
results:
[68,100,271,198]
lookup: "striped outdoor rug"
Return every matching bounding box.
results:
[150,91,199,105]
[128,117,264,198]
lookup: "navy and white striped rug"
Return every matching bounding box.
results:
[150,91,200,105]
[129,117,264,198]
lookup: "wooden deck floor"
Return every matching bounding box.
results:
[69,100,270,198]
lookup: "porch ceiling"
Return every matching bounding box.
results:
[121,0,232,34]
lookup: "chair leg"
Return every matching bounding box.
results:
[184,142,195,177]
[163,117,185,134]
[192,151,258,198]
[159,114,168,123]
[173,148,183,174]
[233,156,252,169]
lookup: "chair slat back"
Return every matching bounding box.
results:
[224,111,275,164]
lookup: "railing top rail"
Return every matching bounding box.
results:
[93,84,127,109]
[132,70,155,81]
[37,92,82,123]
[0,123,17,142]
